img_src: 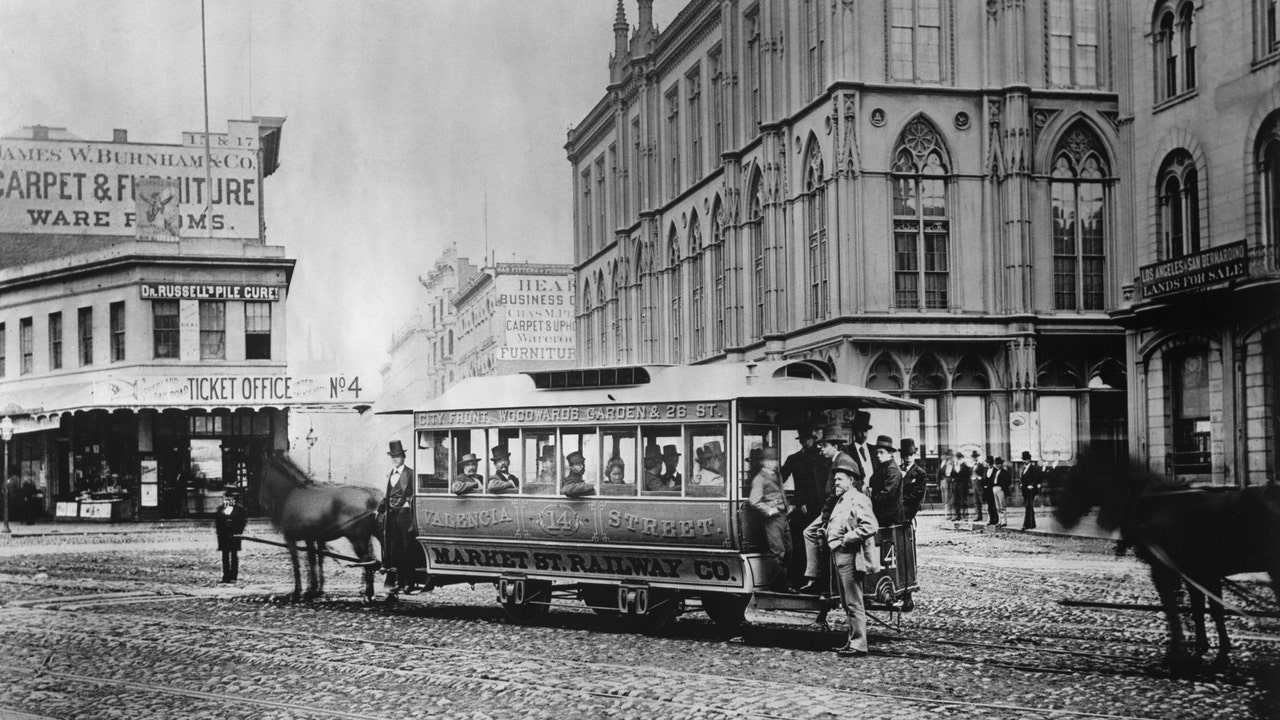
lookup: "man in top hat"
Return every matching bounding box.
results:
[642,444,666,492]
[782,426,824,525]
[826,454,879,656]
[937,449,961,520]
[1018,450,1042,530]
[953,451,972,520]
[214,486,248,584]
[561,450,595,498]
[899,439,928,522]
[487,445,520,494]
[660,444,684,490]
[381,439,415,598]
[847,411,875,479]
[451,453,483,495]
[746,446,795,593]
[693,441,725,486]
[992,456,1011,527]
[868,435,904,527]
[970,451,986,523]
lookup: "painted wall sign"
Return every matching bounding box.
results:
[415,402,730,429]
[423,542,744,587]
[415,497,733,548]
[140,283,282,301]
[495,273,575,362]
[0,122,261,239]
[1139,241,1249,299]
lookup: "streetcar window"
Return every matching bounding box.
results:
[641,427,683,496]
[415,430,450,493]
[560,429,600,496]
[688,427,728,497]
[740,425,779,493]
[451,429,489,491]
[600,428,638,496]
[523,429,557,495]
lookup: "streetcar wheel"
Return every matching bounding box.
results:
[622,589,679,635]
[501,580,552,624]
[700,592,749,629]
[579,585,620,617]
[874,577,897,606]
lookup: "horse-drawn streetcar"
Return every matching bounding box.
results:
[383,361,921,632]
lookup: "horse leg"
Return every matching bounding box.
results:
[1205,577,1231,668]
[350,534,375,603]
[1153,565,1190,671]
[288,540,303,603]
[304,541,320,600]
[317,542,326,597]
[1189,585,1208,657]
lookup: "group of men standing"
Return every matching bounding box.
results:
[747,412,927,657]
[936,449,1044,530]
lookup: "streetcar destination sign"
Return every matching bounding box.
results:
[415,401,729,428]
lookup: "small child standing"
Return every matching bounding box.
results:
[215,487,248,584]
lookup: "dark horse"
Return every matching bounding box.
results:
[1055,449,1280,669]
[257,451,382,602]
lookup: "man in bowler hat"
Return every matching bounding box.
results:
[827,454,879,656]
[451,453,483,495]
[487,445,520,494]
[381,439,415,599]
[869,435,905,527]
[847,411,875,479]
[214,486,248,584]
[899,438,928,522]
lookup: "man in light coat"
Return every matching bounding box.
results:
[827,455,880,656]
[747,446,795,593]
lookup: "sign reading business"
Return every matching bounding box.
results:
[1139,241,1249,300]
[495,273,575,363]
[0,122,262,240]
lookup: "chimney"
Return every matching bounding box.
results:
[638,0,652,31]
[113,129,128,143]
[32,125,48,140]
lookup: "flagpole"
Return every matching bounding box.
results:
[201,0,214,238]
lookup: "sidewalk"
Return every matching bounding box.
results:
[916,504,1118,540]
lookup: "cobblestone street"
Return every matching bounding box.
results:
[0,518,1276,719]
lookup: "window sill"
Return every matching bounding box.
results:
[1251,50,1280,72]
[1152,88,1198,114]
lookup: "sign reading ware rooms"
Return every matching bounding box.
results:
[141,283,281,301]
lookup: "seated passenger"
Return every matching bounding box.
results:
[451,453,483,495]
[641,445,666,491]
[604,457,627,484]
[486,445,519,494]
[661,445,683,490]
[536,445,558,485]
[693,441,725,486]
[561,450,595,498]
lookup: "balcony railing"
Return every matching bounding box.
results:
[1248,241,1280,277]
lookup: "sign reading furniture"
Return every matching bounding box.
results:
[1139,241,1249,300]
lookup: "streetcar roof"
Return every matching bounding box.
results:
[381,361,922,416]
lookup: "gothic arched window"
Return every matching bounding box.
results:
[805,140,829,320]
[710,199,727,353]
[1257,111,1280,249]
[1051,124,1109,311]
[689,214,705,359]
[748,170,767,338]
[667,225,683,362]
[892,117,950,310]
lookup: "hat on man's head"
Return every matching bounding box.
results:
[387,440,407,457]
[457,452,480,471]
[566,450,586,466]
[818,424,847,444]
[899,438,918,456]
[995,457,1004,465]
[491,445,511,461]
[696,440,724,463]
[850,411,873,432]
[1021,450,1033,461]
[758,446,779,461]
[662,444,681,460]
[540,445,557,462]
[971,450,981,459]
[224,486,243,497]
[874,435,897,453]
[831,455,859,476]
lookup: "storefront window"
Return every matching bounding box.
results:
[1171,348,1211,473]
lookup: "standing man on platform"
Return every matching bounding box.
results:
[381,440,415,600]
[899,439,927,522]
[798,425,856,594]
[782,427,823,582]
[847,412,874,480]
[827,456,879,657]
[1018,451,1043,530]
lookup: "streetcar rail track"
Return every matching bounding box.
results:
[0,605,1171,720]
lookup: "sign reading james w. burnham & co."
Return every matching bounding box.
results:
[1139,241,1249,300]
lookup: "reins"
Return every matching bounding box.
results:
[1134,523,1255,619]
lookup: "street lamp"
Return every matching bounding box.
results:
[1,416,14,535]
[305,427,317,476]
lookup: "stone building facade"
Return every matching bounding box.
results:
[567,0,1130,466]
[1111,0,1280,486]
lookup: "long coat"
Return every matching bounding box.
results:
[869,460,905,526]
[215,499,247,552]
[826,488,880,572]
[900,461,928,521]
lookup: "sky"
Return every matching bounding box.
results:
[0,0,679,390]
